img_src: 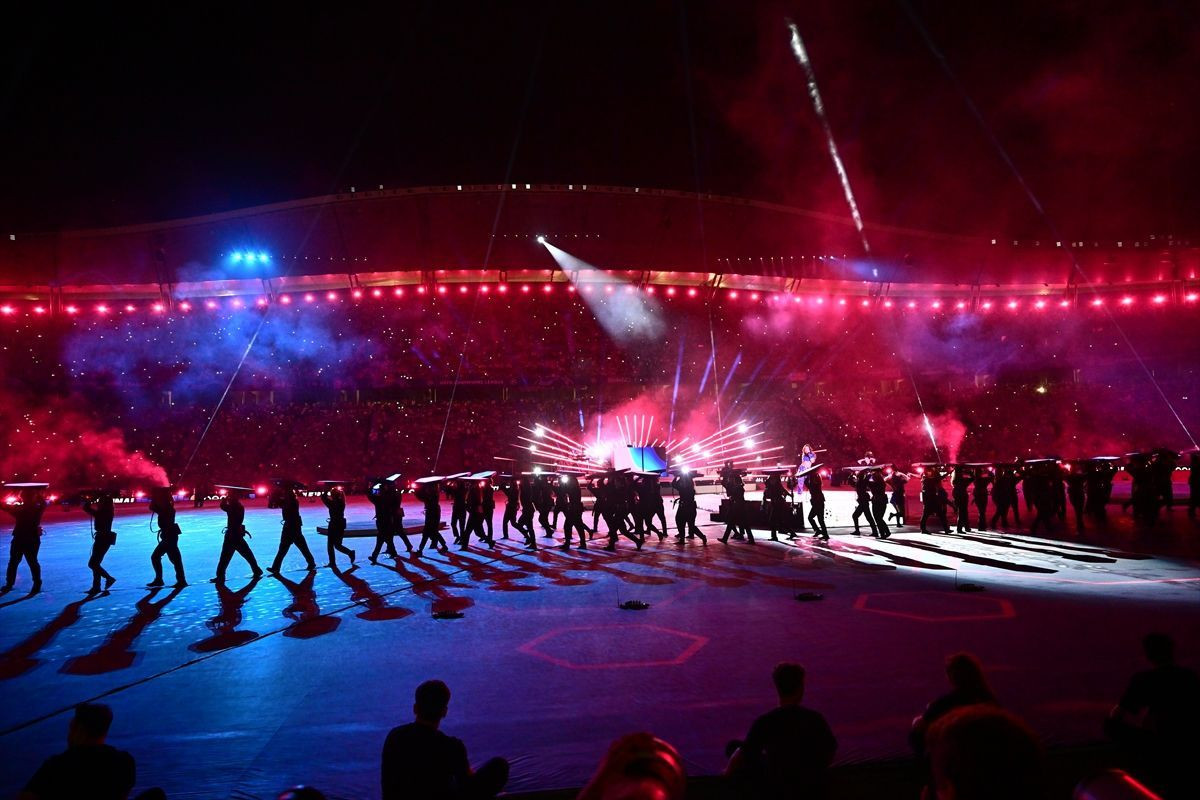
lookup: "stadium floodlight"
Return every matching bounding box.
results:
[536,235,546,244]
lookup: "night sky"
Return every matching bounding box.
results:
[2,1,1198,238]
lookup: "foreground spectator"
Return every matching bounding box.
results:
[910,652,998,756]
[724,662,837,798]
[925,705,1043,800]
[20,703,136,800]
[577,732,687,800]
[381,679,509,800]
[1106,633,1200,798]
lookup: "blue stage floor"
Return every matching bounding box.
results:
[1,497,1198,798]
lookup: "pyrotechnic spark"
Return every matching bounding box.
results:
[787,19,870,254]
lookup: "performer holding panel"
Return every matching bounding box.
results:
[82,490,118,594]
[148,486,187,587]
[215,486,263,582]
[2,483,49,594]
[268,480,316,574]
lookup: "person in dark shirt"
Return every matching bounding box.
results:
[3,487,48,593]
[215,492,263,582]
[1107,633,1200,797]
[924,705,1043,800]
[268,484,316,574]
[381,679,509,800]
[910,652,998,757]
[725,662,837,799]
[21,702,135,800]
[83,492,118,594]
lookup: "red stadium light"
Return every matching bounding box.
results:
[729,290,738,299]
[1007,300,1019,309]
[33,305,46,314]
[907,300,917,309]
[522,285,531,293]
[326,291,337,301]
[459,285,468,294]
[1091,297,1104,307]
[255,485,268,496]
[1034,299,1046,309]
[955,301,967,310]
[543,284,552,293]
[134,490,145,499]
[861,299,870,307]
[498,284,508,293]
[931,300,942,309]
[666,286,676,296]
[882,299,893,308]
[371,288,382,298]
[417,286,427,295]
[1120,296,1134,305]
[792,295,801,303]
[481,284,491,294]
[124,303,136,312]
[0,305,13,315]
[604,285,613,294]
[279,295,291,305]
[624,285,634,294]
[837,297,847,306]
[152,303,165,313]
[980,301,993,310]
[66,305,79,314]
[352,289,364,299]
[815,297,825,305]
[205,300,218,309]
[437,286,447,295]
[96,304,109,314]
[750,292,759,300]
[687,287,698,297]
[1152,295,1167,304]
[1059,299,1070,308]
[304,293,315,303]
[178,301,191,312]
[567,284,576,293]
[255,297,268,307]
[231,298,244,308]
[1186,293,1199,302]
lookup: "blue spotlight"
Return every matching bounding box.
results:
[258,252,269,262]
[244,252,257,264]
[231,251,243,263]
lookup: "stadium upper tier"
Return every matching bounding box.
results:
[1,184,1196,303]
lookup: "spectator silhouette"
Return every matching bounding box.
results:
[381,679,509,800]
[1106,633,1200,798]
[577,732,687,800]
[910,653,998,756]
[924,705,1043,800]
[724,662,837,799]
[19,702,144,800]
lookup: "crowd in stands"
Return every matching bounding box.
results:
[17,634,1198,799]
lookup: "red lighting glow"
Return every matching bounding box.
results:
[1091,298,1104,307]
[255,486,268,497]
[255,297,268,307]
[66,305,79,314]
[178,302,191,312]
[542,284,552,293]
[750,292,759,300]
[231,298,243,308]
[567,285,576,293]
[1007,300,1019,309]
[1152,295,1166,304]
[96,304,109,314]
[352,289,363,299]
[861,299,870,307]
[1121,296,1134,305]
[981,301,993,310]
[666,287,676,296]
[0,305,13,315]
[124,304,135,312]
[459,285,468,294]
[304,294,315,303]
[729,291,739,299]
[34,306,46,314]
[152,303,165,313]
[687,288,698,297]
[205,300,218,309]
[417,286,427,295]
[1034,299,1046,309]
[521,285,531,293]
[326,291,337,301]
[907,301,917,309]
[498,284,508,293]
[372,288,382,297]
[279,295,291,305]
[481,285,491,294]
[437,286,447,295]
[931,300,942,309]
[838,297,847,306]
[1059,300,1070,308]
[1186,293,1198,302]
[883,300,894,308]
[955,301,966,310]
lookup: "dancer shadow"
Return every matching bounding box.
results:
[188,577,262,653]
[60,586,184,675]
[441,550,542,592]
[834,540,955,570]
[380,555,475,615]
[275,571,341,639]
[887,539,1057,573]
[331,565,413,621]
[0,593,105,679]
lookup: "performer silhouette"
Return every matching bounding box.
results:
[82,493,117,594]
[3,487,48,593]
[321,485,355,567]
[215,492,263,582]
[148,487,186,587]
[268,484,316,574]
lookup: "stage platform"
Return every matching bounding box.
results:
[0,496,1197,799]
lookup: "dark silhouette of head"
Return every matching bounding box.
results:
[1142,633,1175,666]
[277,787,326,800]
[925,706,1043,800]
[413,679,451,726]
[772,662,806,705]
[946,653,993,699]
[68,703,113,747]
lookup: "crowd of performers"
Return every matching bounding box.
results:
[1,447,1197,595]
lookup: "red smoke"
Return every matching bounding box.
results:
[0,396,168,489]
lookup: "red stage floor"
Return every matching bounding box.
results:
[1,497,1197,798]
